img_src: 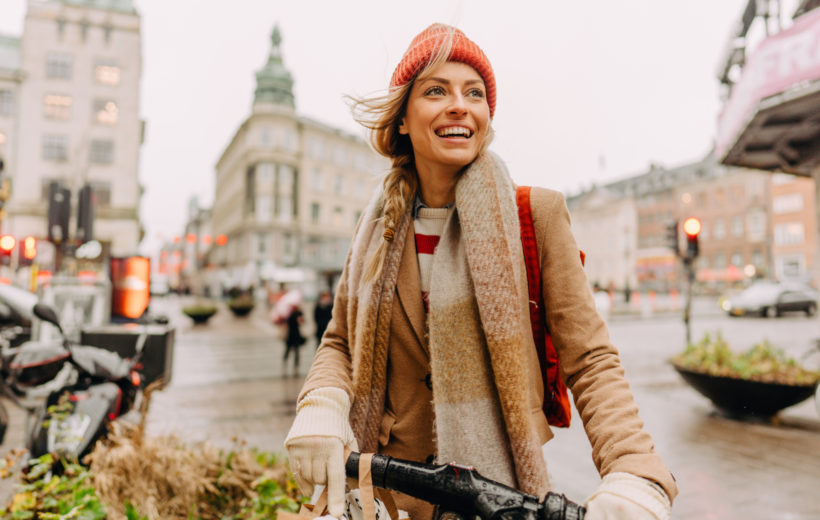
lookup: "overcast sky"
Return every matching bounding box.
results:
[2,0,759,253]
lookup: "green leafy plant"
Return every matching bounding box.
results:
[673,332,820,385]
[1,454,107,520]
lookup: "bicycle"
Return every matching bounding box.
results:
[345,452,585,520]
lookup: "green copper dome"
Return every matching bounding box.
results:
[57,0,136,14]
[254,25,295,108]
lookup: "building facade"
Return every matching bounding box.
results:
[567,189,638,291]
[209,26,383,294]
[568,154,818,292]
[0,35,23,197]
[2,0,143,259]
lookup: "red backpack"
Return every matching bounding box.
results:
[516,186,585,428]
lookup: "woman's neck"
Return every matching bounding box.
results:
[416,166,459,208]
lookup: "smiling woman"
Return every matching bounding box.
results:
[283,23,678,520]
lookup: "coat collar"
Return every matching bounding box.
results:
[396,219,428,355]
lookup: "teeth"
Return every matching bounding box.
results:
[436,126,472,137]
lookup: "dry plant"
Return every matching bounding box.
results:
[86,380,293,519]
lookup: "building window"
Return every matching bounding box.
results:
[334,145,347,165]
[95,59,120,86]
[278,195,293,222]
[311,203,320,224]
[0,90,13,116]
[43,94,72,120]
[747,210,765,241]
[310,167,323,191]
[713,218,726,239]
[333,173,343,195]
[731,215,743,237]
[278,164,294,190]
[353,179,365,198]
[259,128,272,147]
[283,232,293,255]
[245,167,255,215]
[333,206,343,227]
[774,222,805,246]
[752,250,763,267]
[772,173,795,185]
[778,255,805,278]
[93,99,118,124]
[42,134,68,162]
[730,252,742,267]
[256,196,272,223]
[714,252,726,270]
[772,193,803,214]
[353,211,361,227]
[89,140,114,164]
[256,162,274,185]
[257,232,268,254]
[46,52,72,79]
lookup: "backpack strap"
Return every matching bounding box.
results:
[516,186,548,353]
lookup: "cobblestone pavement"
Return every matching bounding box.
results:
[2,294,819,519]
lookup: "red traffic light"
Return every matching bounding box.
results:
[0,235,15,252]
[683,217,701,238]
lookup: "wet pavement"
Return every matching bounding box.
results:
[2,294,819,518]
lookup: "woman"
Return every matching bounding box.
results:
[285,24,677,520]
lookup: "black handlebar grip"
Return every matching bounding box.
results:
[346,452,584,520]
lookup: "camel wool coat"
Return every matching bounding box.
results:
[299,187,678,518]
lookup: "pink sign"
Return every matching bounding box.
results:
[716,8,820,159]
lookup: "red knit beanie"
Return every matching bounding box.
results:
[390,23,496,118]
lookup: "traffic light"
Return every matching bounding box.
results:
[77,184,95,243]
[683,217,701,261]
[19,236,36,267]
[664,220,679,255]
[47,181,71,244]
[0,234,15,265]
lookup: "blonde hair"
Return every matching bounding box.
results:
[349,28,494,282]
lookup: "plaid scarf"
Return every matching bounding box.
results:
[345,152,549,496]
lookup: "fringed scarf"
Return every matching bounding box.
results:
[345,152,549,497]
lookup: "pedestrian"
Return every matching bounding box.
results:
[285,24,677,520]
[283,303,306,373]
[313,290,333,348]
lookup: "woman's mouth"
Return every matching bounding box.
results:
[435,126,473,139]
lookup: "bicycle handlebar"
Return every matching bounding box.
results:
[346,452,584,520]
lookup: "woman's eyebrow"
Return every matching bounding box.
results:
[420,77,484,86]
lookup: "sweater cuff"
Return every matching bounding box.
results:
[285,387,355,447]
[586,472,671,519]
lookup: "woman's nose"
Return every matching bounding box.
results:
[447,94,468,115]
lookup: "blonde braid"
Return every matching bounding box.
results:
[363,161,417,283]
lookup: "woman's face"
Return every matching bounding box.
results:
[399,61,490,179]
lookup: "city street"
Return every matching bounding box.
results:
[1,294,819,518]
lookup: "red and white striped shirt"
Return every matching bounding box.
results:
[414,206,453,313]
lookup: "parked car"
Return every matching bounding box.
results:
[723,280,818,317]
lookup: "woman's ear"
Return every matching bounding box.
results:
[398,117,408,135]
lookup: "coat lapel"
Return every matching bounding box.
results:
[396,219,428,355]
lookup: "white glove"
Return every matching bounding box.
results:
[584,472,671,520]
[285,387,358,517]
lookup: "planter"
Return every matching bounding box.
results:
[182,305,218,325]
[672,363,817,418]
[228,296,254,317]
[228,303,254,317]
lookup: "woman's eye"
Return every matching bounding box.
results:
[424,86,446,96]
[467,88,485,98]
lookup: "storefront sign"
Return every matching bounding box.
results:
[716,8,820,160]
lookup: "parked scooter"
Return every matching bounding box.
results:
[0,284,147,461]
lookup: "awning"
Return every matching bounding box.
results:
[716,8,820,175]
